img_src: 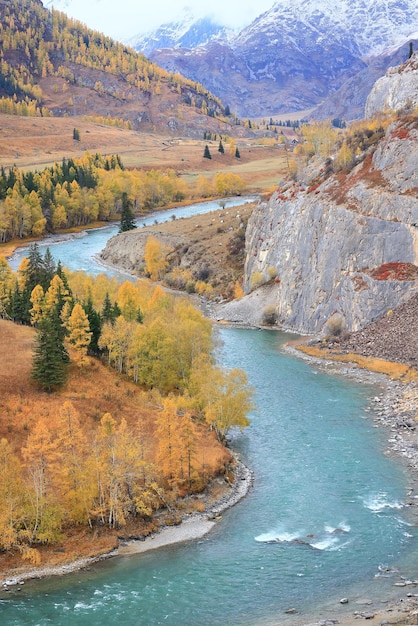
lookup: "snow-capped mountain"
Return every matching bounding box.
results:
[129,11,235,56]
[147,0,418,117]
[43,0,418,118]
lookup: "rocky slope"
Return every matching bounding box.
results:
[365,50,418,117]
[331,293,418,367]
[236,115,418,335]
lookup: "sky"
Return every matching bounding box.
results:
[45,0,274,42]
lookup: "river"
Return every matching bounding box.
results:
[3,197,418,625]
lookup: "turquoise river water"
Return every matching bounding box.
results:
[3,197,418,625]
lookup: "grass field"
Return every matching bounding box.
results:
[0,113,292,193]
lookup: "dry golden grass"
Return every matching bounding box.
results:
[0,113,290,190]
[297,344,418,381]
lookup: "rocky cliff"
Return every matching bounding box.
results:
[365,52,418,118]
[241,118,418,334]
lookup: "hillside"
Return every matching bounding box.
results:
[100,199,256,301]
[0,309,235,573]
[329,293,418,368]
[0,0,246,139]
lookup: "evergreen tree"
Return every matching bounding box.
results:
[73,128,80,141]
[32,313,68,392]
[56,261,71,295]
[409,41,414,59]
[8,281,28,323]
[25,244,45,291]
[82,297,102,355]
[112,301,122,319]
[235,147,241,159]
[119,192,137,232]
[203,145,212,159]
[224,105,231,117]
[42,248,56,286]
[101,292,113,323]
[218,140,224,154]
[101,292,121,324]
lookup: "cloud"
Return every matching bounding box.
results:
[47,0,273,41]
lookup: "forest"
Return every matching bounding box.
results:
[0,0,229,122]
[0,245,253,565]
[0,153,245,243]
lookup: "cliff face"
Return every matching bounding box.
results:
[365,52,418,118]
[243,120,418,334]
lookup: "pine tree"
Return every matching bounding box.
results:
[101,292,113,323]
[82,297,102,355]
[218,140,224,154]
[32,313,68,392]
[25,244,45,291]
[73,128,80,141]
[203,145,212,159]
[42,248,56,286]
[119,192,137,232]
[235,147,241,159]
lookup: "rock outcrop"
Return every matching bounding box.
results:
[242,119,418,334]
[365,52,418,118]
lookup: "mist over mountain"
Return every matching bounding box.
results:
[128,10,235,56]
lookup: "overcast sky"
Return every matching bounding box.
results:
[47,0,274,41]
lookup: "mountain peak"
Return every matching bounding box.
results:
[129,11,235,56]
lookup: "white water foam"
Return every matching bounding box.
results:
[254,529,301,543]
[363,493,403,512]
[255,523,351,551]
[310,536,339,551]
[324,522,351,534]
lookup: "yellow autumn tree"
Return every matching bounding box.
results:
[196,175,212,198]
[190,362,253,441]
[29,284,45,326]
[0,258,13,314]
[21,418,63,546]
[55,401,95,525]
[0,438,26,553]
[99,316,135,374]
[93,413,155,528]
[155,397,184,488]
[44,274,70,316]
[144,236,170,280]
[65,303,92,367]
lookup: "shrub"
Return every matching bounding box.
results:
[250,271,264,290]
[324,314,346,339]
[262,305,277,326]
[267,266,277,280]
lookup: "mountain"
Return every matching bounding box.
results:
[0,0,246,139]
[147,0,418,118]
[129,10,234,57]
[311,36,418,121]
